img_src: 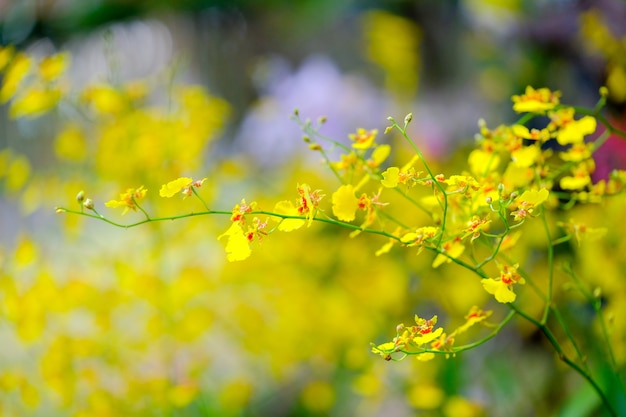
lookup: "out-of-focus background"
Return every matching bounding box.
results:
[1,1,626,416]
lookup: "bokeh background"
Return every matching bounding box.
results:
[1,0,626,416]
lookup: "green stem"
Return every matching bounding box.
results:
[511,304,618,417]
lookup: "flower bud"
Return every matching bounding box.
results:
[599,86,609,98]
[83,198,95,210]
[308,143,322,151]
[593,287,602,299]
[384,126,393,134]
[485,196,492,204]
[404,113,413,124]
[318,116,327,124]
[76,190,85,204]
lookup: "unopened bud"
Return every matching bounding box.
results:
[302,136,311,143]
[593,287,602,299]
[318,116,327,124]
[55,207,66,214]
[384,126,393,134]
[599,86,609,98]
[485,196,492,204]
[308,143,322,151]
[83,198,95,210]
[404,113,413,124]
[293,108,299,116]
[76,190,85,204]
[510,192,518,199]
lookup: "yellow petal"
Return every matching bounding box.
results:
[331,184,359,221]
[274,200,305,231]
[217,223,251,261]
[159,177,192,198]
[481,279,516,303]
[381,167,400,188]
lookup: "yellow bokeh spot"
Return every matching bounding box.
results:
[5,154,31,191]
[407,382,445,410]
[15,235,37,265]
[443,396,483,417]
[168,384,199,408]
[54,124,87,162]
[301,380,335,412]
[218,379,253,411]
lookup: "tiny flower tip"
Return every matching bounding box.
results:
[318,116,327,124]
[386,116,394,121]
[293,108,299,116]
[599,86,609,98]
[55,207,66,213]
[302,136,311,143]
[84,198,95,210]
[404,113,413,124]
[485,196,492,204]
[593,287,602,299]
[308,143,322,151]
[76,190,85,203]
[384,126,393,134]
[497,183,505,192]
[510,192,518,199]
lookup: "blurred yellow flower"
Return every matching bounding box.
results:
[159,177,206,198]
[556,115,596,145]
[9,87,61,118]
[349,128,378,150]
[511,86,560,113]
[105,186,147,215]
[38,52,70,81]
[0,53,31,103]
[511,188,549,221]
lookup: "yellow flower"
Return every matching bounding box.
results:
[511,86,560,113]
[38,52,70,81]
[560,162,593,190]
[558,143,593,162]
[0,53,31,103]
[159,177,206,198]
[9,87,61,118]
[432,239,465,268]
[455,306,492,334]
[511,188,549,221]
[511,124,550,142]
[555,116,596,145]
[349,128,378,150]
[557,219,607,246]
[511,145,540,168]
[81,84,127,115]
[367,144,391,167]
[331,184,359,221]
[104,186,147,215]
[481,264,525,303]
[380,155,420,188]
[468,149,500,177]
